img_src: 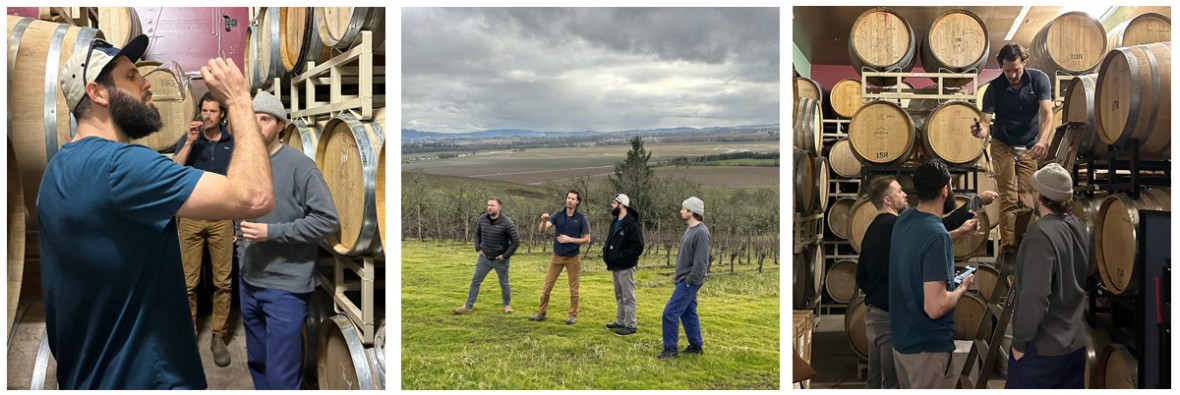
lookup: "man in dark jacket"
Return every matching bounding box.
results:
[602,194,644,336]
[454,198,520,315]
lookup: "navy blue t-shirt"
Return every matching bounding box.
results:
[37,137,207,389]
[549,209,590,257]
[981,68,1053,147]
[888,207,957,355]
[174,125,234,175]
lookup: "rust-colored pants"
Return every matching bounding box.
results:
[537,255,581,317]
[990,139,1036,249]
[178,217,234,337]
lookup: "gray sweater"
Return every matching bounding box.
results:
[674,222,712,285]
[239,145,339,294]
[1010,213,1088,356]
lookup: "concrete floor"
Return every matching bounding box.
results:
[805,313,1007,389]
[7,301,255,390]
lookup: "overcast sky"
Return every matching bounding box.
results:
[402,8,779,133]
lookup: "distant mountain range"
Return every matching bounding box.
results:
[401,124,778,142]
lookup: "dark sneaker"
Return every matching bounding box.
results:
[605,322,623,329]
[528,313,546,321]
[656,349,678,359]
[614,327,637,336]
[211,335,231,367]
[565,316,577,325]
[681,344,704,355]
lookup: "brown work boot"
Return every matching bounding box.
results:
[211,335,231,367]
[453,305,473,314]
[528,312,546,321]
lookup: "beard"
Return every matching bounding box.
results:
[109,88,164,140]
[943,194,958,214]
[611,207,621,217]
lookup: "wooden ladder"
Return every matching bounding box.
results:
[957,251,1018,389]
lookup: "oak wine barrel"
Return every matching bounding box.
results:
[794,149,817,213]
[849,8,918,87]
[376,144,386,248]
[1085,323,1113,388]
[954,292,987,341]
[948,195,990,259]
[1107,12,1170,50]
[1028,11,1107,78]
[848,196,878,253]
[826,198,856,240]
[793,97,823,154]
[920,9,990,87]
[7,16,102,225]
[793,252,809,309]
[828,139,862,178]
[921,100,984,165]
[1096,344,1137,389]
[316,109,386,256]
[845,293,868,359]
[1094,42,1171,156]
[825,259,858,304]
[318,315,385,390]
[971,264,1001,302]
[315,7,386,53]
[849,100,916,165]
[283,118,325,161]
[302,287,334,386]
[815,157,830,212]
[809,244,825,304]
[96,7,142,48]
[1070,193,1106,277]
[7,142,26,335]
[245,24,262,91]
[1062,74,1111,156]
[256,7,286,89]
[281,7,333,75]
[1095,188,1170,295]
[132,61,195,152]
[829,78,863,118]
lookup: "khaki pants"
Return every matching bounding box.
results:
[990,139,1036,249]
[178,217,235,337]
[893,350,955,389]
[537,255,580,317]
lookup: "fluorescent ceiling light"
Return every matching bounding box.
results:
[1071,6,1116,20]
[1004,6,1032,41]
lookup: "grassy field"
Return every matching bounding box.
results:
[402,141,780,186]
[654,166,779,189]
[401,240,780,390]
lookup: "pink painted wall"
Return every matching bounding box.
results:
[809,64,1003,94]
[134,7,248,99]
[6,7,40,19]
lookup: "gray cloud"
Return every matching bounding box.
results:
[402,8,779,133]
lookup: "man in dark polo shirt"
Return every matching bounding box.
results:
[974,43,1055,254]
[888,160,977,389]
[529,189,591,325]
[857,174,997,388]
[172,92,237,367]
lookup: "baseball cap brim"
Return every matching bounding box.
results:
[107,34,149,70]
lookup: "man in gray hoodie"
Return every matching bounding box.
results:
[1005,163,1088,389]
[657,197,711,359]
[237,91,339,389]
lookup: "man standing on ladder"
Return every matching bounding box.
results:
[237,91,339,390]
[1006,163,1088,389]
[973,43,1056,259]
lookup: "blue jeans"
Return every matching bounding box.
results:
[240,281,308,390]
[464,255,511,308]
[1005,341,1085,389]
[661,280,703,350]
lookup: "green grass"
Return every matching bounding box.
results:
[401,240,780,390]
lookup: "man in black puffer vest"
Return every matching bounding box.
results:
[602,194,644,336]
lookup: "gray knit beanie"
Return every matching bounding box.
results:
[252,91,288,125]
[682,196,705,216]
[1030,163,1073,201]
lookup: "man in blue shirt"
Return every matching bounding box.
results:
[171,91,238,367]
[888,159,976,389]
[529,190,590,325]
[40,35,274,389]
[973,43,1055,255]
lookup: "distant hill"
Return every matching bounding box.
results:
[401,124,778,142]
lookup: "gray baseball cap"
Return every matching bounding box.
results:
[60,34,149,111]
